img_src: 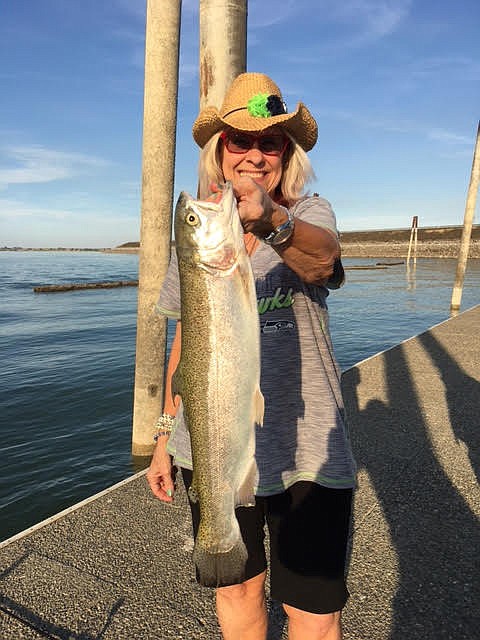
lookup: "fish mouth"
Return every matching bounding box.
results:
[197,182,241,273]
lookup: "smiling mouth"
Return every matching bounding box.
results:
[239,171,266,179]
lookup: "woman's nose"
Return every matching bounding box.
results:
[244,144,264,163]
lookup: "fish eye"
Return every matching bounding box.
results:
[185,211,199,226]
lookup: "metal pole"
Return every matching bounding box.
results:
[132,0,182,457]
[199,0,248,110]
[451,121,480,312]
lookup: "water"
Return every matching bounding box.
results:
[1,251,479,542]
[327,258,480,367]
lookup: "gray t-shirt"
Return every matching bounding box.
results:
[157,196,357,494]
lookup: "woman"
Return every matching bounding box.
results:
[147,72,356,640]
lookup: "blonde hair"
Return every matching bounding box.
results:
[197,130,316,203]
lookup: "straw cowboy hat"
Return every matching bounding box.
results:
[192,72,318,151]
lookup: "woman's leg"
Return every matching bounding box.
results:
[283,605,342,640]
[266,483,353,639]
[216,570,268,640]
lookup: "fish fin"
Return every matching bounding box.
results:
[194,536,248,588]
[235,458,258,508]
[254,386,264,427]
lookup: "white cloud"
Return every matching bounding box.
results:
[0,198,72,219]
[314,107,415,134]
[338,0,412,38]
[285,0,411,53]
[248,0,298,28]
[409,55,480,77]
[314,108,474,150]
[248,0,411,34]
[0,197,139,248]
[0,146,109,187]
[428,129,473,145]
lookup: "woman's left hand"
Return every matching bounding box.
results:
[233,177,275,237]
[210,178,276,237]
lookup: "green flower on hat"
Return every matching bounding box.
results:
[247,93,288,118]
[247,93,270,118]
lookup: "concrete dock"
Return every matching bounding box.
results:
[1,305,479,639]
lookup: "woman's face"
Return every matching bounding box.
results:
[220,127,288,197]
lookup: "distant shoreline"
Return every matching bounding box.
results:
[3,224,480,258]
[340,241,480,259]
[3,245,479,258]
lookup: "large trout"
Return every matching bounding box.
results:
[173,181,264,588]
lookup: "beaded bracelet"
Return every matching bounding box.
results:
[153,413,175,442]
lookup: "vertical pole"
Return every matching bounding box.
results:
[407,216,417,264]
[199,0,248,111]
[132,0,182,457]
[413,216,418,264]
[451,121,480,312]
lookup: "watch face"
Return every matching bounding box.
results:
[263,211,294,245]
[271,226,293,245]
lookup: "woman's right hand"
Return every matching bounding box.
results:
[146,440,175,503]
[148,322,181,504]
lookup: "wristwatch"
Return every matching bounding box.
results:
[263,207,295,246]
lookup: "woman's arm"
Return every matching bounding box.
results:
[233,177,340,286]
[270,208,340,285]
[146,321,181,503]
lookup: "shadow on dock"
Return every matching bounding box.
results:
[0,552,125,639]
[342,306,480,638]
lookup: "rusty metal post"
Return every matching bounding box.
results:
[132,0,181,457]
[451,121,480,312]
[199,0,248,110]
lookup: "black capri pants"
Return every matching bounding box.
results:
[181,468,353,614]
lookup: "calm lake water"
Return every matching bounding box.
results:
[1,251,479,542]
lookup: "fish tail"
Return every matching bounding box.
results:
[193,535,248,588]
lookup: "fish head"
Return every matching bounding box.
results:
[174,182,244,275]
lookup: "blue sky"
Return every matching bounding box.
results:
[1,0,479,248]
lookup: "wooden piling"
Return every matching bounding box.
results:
[199,0,247,110]
[451,121,480,312]
[407,215,418,264]
[132,0,181,457]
